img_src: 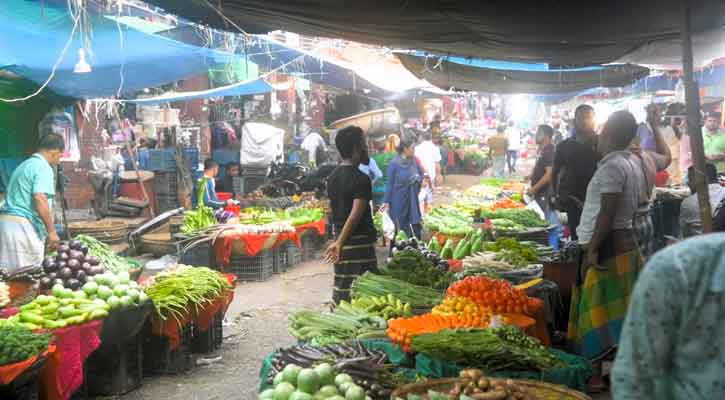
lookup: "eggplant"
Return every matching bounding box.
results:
[82,262,92,273]
[69,240,82,250]
[68,259,81,270]
[44,262,59,273]
[47,272,58,280]
[42,257,54,268]
[58,244,70,253]
[90,265,104,275]
[67,278,80,290]
[68,249,84,260]
[79,245,89,255]
[87,256,100,266]
[57,260,67,270]
[57,252,69,261]
[52,278,65,287]
[39,277,52,290]
[59,267,73,280]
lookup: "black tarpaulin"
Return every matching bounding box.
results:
[143,0,725,65]
[396,54,650,94]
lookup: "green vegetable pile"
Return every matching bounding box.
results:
[482,238,539,267]
[283,207,324,226]
[181,206,217,233]
[488,218,526,232]
[261,363,369,400]
[382,249,453,290]
[10,291,111,330]
[0,323,51,366]
[423,207,474,237]
[463,149,487,168]
[288,305,388,347]
[143,265,232,323]
[480,208,548,228]
[478,178,508,187]
[411,326,564,372]
[76,234,137,274]
[351,272,443,309]
[346,294,413,320]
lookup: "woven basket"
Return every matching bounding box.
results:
[68,220,128,244]
[391,377,591,400]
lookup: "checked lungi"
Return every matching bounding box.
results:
[633,212,656,261]
[332,234,378,304]
[567,247,644,360]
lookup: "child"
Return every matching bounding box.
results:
[419,175,433,216]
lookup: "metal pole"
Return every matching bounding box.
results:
[682,0,713,232]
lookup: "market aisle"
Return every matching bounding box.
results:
[121,259,335,400]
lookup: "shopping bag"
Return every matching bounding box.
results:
[381,211,395,240]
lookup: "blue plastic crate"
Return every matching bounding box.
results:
[148,148,199,172]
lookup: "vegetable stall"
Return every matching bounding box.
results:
[255,179,593,400]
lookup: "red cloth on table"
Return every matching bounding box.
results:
[0,345,54,385]
[294,219,326,237]
[150,311,191,351]
[42,320,102,400]
[192,274,236,332]
[213,229,300,266]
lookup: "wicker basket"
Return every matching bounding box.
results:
[391,378,591,400]
[68,220,128,244]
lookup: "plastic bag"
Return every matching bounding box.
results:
[382,211,395,240]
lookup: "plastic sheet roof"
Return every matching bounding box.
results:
[126,77,272,105]
[0,0,236,99]
[143,0,725,66]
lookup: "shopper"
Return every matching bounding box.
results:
[506,121,521,174]
[680,163,725,238]
[703,112,725,173]
[528,125,560,248]
[197,159,235,209]
[324,126,378,304]
[552,104,598,240]
[0,133,64,275]
[414,132,442,187]
[381,139,424,239]
[300,131,326,168]
[568,111,653,363]
[612,234,725,399]
[488,125,509,178]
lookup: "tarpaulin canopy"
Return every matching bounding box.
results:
[143,0,725,66]
[396,53,650,94]
[0,0,235,99]
[125,77,272,105]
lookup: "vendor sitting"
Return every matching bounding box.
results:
[216,162,240,196]
[198,159,235,209]
[0,134,64,275]
[679,163,725,238]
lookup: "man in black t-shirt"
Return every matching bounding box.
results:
[528,125,556,213]
[325,126,378,303]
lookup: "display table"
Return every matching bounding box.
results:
[294,218,326,237]
[213,228,301,265]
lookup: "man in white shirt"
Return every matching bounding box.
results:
[414,132,442,187]
[506,121,521,174]
[300,131,326,168]
[680,163,725,238]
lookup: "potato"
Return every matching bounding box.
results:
[477,377,490,390]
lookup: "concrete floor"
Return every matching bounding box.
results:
[119,173,611,400]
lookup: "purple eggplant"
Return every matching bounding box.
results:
[69,240,82,250]
[57,252,69,261]
[68,249,84,260]
[39,277,53,290]
[68,259,81,270]
[67,278,80,290]
[59,267,73,280]
[58,244,70,253]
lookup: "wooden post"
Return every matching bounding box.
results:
[126,142,155,217]
[682,0,713,232]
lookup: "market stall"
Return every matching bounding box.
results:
[254,178,592,400]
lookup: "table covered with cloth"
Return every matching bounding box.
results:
[213,228,301,265]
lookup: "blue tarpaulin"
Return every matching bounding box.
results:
[0,0,236,99]
[126,77,272,105]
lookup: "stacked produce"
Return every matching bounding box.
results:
[0,281,9,307]
[412,326,564,372]
[267,342,401,399]
[423,207,474,237]
[181,206,217,233]
[490,198,525,211]
[238,207,285,225]
[346,295,413,320]
[351,273,443,309]
[8,289,111,329]
[76,235,138,274]
[425,369,533,400]
[284,207,325,226]
[465,184,501,199]
[143,265,232,323]
[0,323,51,365]
[288,307,388,347]
[82,271,148,309]
[387,313,490,352]
[261,363,371,400]
[480,209,547,228]
[451,202,480,218]
[446,276,539,316]
[482,238,539,267]
[38,239,106,291]
[431,296,492,323]
[383,248,453,290]
[440,229,487,261]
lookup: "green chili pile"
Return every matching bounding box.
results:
[143,265,232,323]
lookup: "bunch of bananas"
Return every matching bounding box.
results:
[349,294,412,320]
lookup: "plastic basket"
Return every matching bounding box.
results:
[143,323,193,376]
[86,333,143,396]
[191,312,224,354]
[179,242,212,267]
[278,241,301,270]
[227,250,274,282]
[0,381,40,400]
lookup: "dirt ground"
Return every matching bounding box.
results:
[120,173,610,400]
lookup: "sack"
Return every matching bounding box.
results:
[381,211,396,240]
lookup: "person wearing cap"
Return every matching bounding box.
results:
[703,112,725,173]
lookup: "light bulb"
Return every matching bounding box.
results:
[73,48,92,74]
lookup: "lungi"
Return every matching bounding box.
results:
[332,234,378,304]
[567,247,644,360]
[633,212,656,261]
[0,214,45,275]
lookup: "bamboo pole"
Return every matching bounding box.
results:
[681,0,713,232]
